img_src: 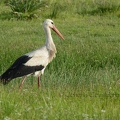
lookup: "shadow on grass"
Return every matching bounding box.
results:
[0,11,42,20]
[0,11,15,20]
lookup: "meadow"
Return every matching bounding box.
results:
[0,0,120,119]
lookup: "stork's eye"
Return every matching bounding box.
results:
[51,22,53,24]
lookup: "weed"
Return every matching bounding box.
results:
[8,0,47,19]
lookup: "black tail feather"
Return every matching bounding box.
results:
[0,74,13,85]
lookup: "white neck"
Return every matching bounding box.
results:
[44,26,56,51]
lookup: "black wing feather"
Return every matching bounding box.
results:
[0,55,44,85]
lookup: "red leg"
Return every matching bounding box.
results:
[19,76,26,89]
[38,76,40,89]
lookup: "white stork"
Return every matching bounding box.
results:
[0,19,64,89]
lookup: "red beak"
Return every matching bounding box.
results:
[52,26,65,40]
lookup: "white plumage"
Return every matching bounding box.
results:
[0,19,64,88]
[25,47,49,68]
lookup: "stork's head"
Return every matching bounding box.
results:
[43,19,65,40]
[44,19,54,29]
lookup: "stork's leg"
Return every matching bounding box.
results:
[38,76,40,88]
[19,76,27,89]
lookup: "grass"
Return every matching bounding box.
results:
[0,0,120,119]
[0,86,119,119]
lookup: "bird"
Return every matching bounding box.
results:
[0,19,64,89]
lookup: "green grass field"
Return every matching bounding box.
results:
[0,1,120,119]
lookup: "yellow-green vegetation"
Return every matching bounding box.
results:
[0,0,120,119]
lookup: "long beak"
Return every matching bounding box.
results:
[52,26,65,40]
